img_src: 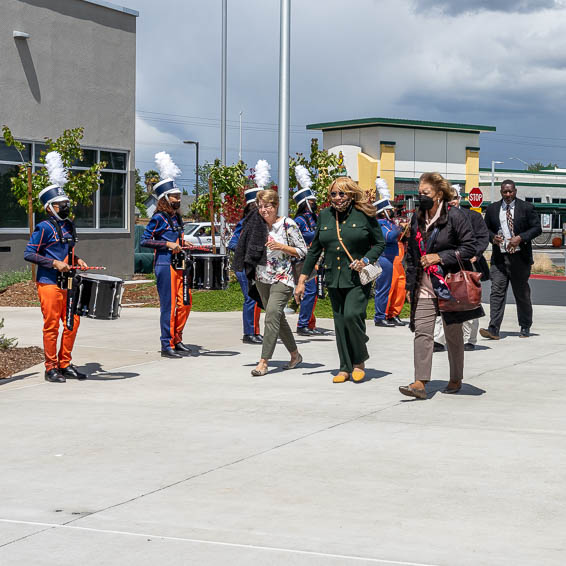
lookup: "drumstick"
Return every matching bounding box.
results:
[75,266,107,271]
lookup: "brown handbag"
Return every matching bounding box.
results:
[438,251,482,312]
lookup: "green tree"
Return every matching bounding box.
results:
[134,169,148,218]
[144,169,159,191]
[528,161,559,172]
[2,126,105,212]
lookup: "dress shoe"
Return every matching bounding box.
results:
[442,381,462,394]
[296,327,314,336]
[251,365,268,376]
[480,328,500,340]
[374,318,395,327]
[464,342,475,351]
[284,353,303,370]
[388,316,408,326]
[519,327,531,338]
[333,372,350,383]
[309,328,325,335]
[60,364,87,380]
[399,384,427,399]
[243,334,262,344]
[45,369,66,383]
[174,342,192,355]
[161,348,182,359]
[433,342,445,352]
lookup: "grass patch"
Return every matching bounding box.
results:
[191,281,244,312]
[0,268,32,291]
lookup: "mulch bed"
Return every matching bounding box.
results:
[0,280,161,308]
[0,346,44,379]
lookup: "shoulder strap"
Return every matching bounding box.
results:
[45,218,77,248]
[335,212,355,263]
[426,227,439,253]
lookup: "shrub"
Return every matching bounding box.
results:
[0,318,18,350]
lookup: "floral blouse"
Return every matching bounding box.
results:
[255,217,307,288]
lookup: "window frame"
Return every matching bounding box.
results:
[0,140,130,234]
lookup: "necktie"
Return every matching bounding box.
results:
[506,205,514,236]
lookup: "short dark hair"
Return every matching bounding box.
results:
[501,179,516,190]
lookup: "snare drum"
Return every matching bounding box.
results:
[76,273,124,319]
[191,254,229,290]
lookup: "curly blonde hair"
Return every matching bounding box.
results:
[328,177,376,217]
[256,189,279,209]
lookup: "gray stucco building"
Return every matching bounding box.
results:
[0,0,138,279]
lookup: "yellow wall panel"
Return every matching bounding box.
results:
[380,144,396,199]
[465,149,480,196]
[357,152,378,198]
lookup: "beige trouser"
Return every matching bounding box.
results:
[255,281,297,360]
[414,297,464,382]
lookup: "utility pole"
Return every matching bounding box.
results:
[277,0,291,216]
[219,0,227,253]
[239,110,243,162]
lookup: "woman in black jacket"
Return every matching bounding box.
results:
[400,172,478,399]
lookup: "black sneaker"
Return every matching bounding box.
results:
[60,364,87,380]
[433,342,445,352]
[161,348,182,359]
[464,343,476,351]
[45,369,65,383]
[375,319,395,327]
[519,327,531,338]
[174,342,192,355]
[296,327,315,336]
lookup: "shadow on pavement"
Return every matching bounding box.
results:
[1,372,40,386]
[81,362,139,381]
[303,368,391,382]
[401,380,486,401]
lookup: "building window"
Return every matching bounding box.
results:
[526,197,542,203]
[0,140,128,230]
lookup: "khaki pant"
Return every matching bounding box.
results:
[255,281,297,360]
[414,297,464,382]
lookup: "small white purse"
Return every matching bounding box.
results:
[335,216,382,285]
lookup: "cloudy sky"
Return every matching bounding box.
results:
[120,0,566,191]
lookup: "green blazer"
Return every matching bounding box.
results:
[302,206,385,288]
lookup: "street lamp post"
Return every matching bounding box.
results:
[491,160,504,203]
[183,140,199,199]
[509,156,529,169]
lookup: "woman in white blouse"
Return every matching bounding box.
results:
[252,189,307,376]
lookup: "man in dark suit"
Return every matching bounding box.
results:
[480,179,542,339]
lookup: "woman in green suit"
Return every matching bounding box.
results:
[295,177,385,383]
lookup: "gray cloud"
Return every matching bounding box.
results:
[411,0,562,15]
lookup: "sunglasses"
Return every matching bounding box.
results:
[330,191,347,198]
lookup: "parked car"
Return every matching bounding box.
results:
[183,222,232,252]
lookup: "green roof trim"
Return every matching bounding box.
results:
[380,140,396,146]
[396,177,466,184]
[466,146,480,151]
[479,167,566,176]
[306,117,496,133]
[479,182,566,188]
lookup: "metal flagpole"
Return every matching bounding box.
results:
[219,0,227,253]
[278,0,290,216]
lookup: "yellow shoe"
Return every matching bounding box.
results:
[352,368,365,382]
[333,372,350,383]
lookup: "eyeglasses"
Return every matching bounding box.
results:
[330,191,347,198]
[257,203,275,210]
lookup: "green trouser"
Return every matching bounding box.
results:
[327,285,371,373]
[255,281,297,360]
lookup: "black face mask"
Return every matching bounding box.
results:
[417,195,435,211]
[57,203,70,219]
[171,201,181,210]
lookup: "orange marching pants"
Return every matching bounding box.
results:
[37,283,80,371]
[386,242,407,319]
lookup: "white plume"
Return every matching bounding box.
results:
[254,159,271,189]
[45,151,68,188]
[155,151,181,180]
[375,177,390,200]
[295,165,312,190]
[451,184,462,198]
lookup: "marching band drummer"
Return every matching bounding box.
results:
[24,152,88,383]
[141,152,192,359]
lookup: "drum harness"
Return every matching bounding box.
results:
[161,211,193,306]
[49,218,80,331]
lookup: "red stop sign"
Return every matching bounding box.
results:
[468,187,483,208]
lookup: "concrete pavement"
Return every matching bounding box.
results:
[0,304,565,565]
